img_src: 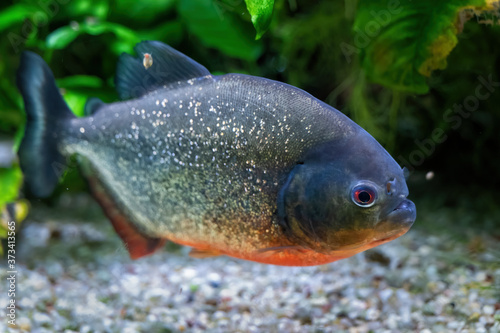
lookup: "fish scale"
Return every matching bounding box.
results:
[66,74,354,252]
[17,41,416,266]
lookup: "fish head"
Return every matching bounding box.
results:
[278,129,416,257]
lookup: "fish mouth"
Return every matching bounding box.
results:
[369,198,416,245]
[315,199,416,259]
[386,199,417,226]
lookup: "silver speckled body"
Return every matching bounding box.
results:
[17,42,415,266]
[64,74,359,253]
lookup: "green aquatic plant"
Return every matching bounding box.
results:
[0,166,22,206]
[244,0,499,94]
[244,0,275,39]
[353,0,499,93]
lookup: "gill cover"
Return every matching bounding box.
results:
[276,134,406,253]
[278,162,325,247]
[277,139,357,252]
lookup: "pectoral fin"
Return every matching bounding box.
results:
[189,247,221,259]
[85,170,166,259]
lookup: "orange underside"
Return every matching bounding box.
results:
[165,235,393,266]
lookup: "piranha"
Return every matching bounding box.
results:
[17,41,416,266]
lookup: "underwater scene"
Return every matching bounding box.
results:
[1,0,499,332]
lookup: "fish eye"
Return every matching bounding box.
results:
[351,185,377,208]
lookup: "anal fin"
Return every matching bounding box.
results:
[86,175,166,259]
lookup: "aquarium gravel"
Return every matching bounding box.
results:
[1,206,499,333]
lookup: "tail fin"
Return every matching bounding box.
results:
[17,51,75,197]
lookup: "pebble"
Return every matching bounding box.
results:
[484,305,495,315]
[0,216,498,333]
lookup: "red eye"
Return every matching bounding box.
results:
[351,185,377,207]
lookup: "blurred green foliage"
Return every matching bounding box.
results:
[355,0,495,94]
[0,0,499,232]
[0,166,22,204]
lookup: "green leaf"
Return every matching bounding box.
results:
[138,21,183,45]
[13,125,25,153]
[0,4,35,32]
[56,76,105,117]
[55,0,110,21]
[56,75,104,89]
[0,167,23,206]
[46,22,140,51]
[110,0,176,24]
[0,223,7,239]
[46,26,79,50]
[60,89,100,118]
[354,0,489,93]
[178,0,263,61]
[244,0,275,39]
[52,75,117,117]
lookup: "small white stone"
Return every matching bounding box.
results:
[17,317,31,331]
[484,305,495,315]
[33,312,52,325]
[182,267,197,279]
[366,308,380,321]
[379,288,393,303]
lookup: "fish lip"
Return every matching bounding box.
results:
[322,199,416,254]
[386,198,417,226]
[366,199,416,246]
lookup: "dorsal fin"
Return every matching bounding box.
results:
[84,97,105,116]
[115,41,212,100]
